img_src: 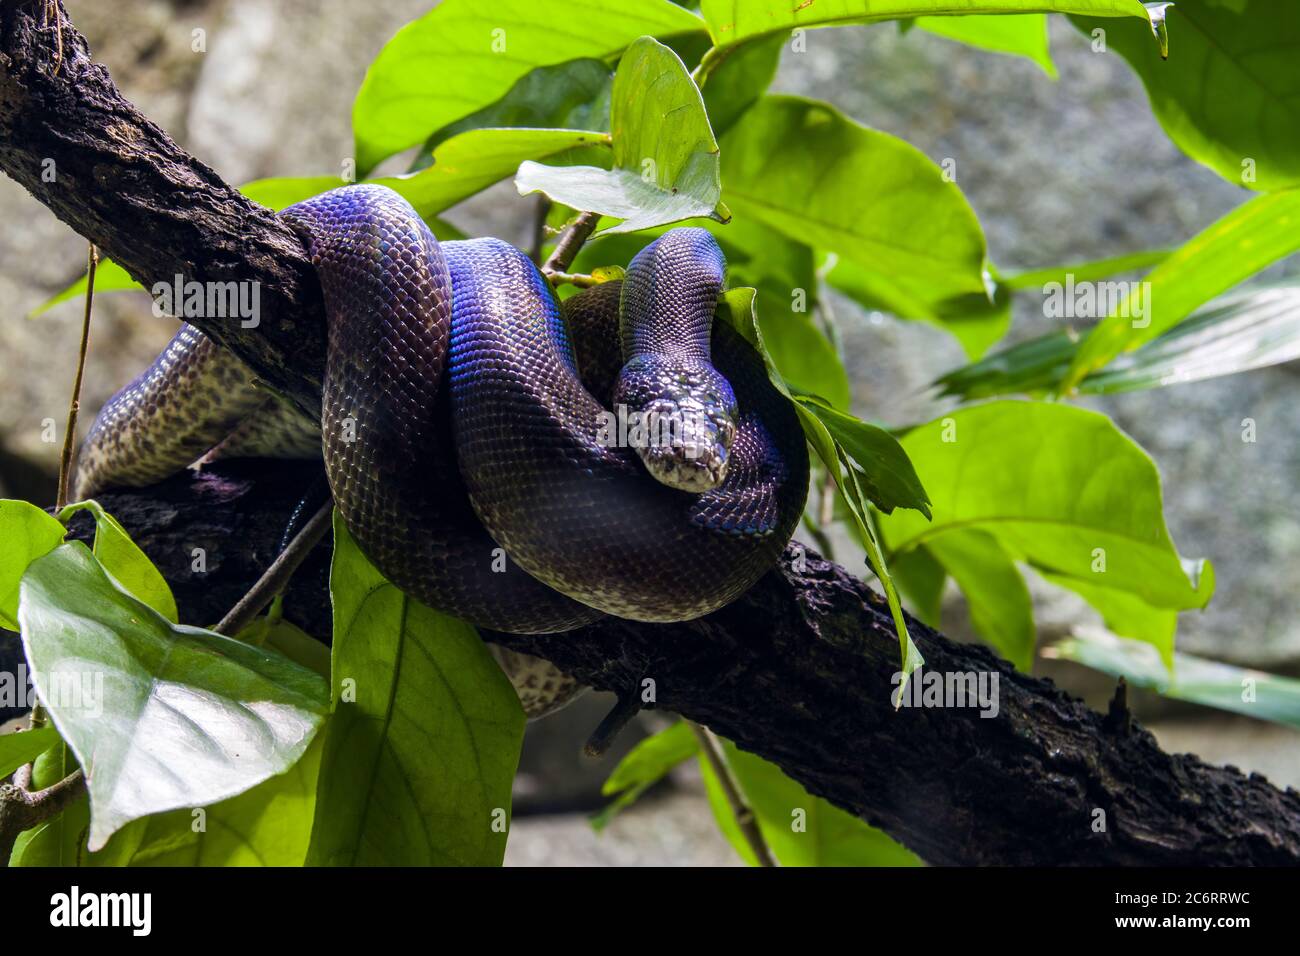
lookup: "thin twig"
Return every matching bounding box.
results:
[214,499,334,636]
[542,211,600,276]
[583,693,641,757]
[689,721,776,867]
[529,196,552,265]
[55,242,96,510]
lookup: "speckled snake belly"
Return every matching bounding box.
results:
[74,185,809,716]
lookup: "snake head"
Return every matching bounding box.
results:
[612,356,738,493]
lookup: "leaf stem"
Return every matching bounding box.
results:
[214,499,333,636]
[689,722,775,867]
[55,242,97,510]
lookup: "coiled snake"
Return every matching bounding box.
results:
[73,185,809,717]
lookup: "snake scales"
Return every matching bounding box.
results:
[73,185,809,717]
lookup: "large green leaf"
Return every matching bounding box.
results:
[1043,570,1176,668]
[307,517,523,866]
[516,37,726,233]
[18,542,328,851]
[879,402,1212,619]
[58,500,177,623]
[352,0,705,175]
[0,725,57,779]
[1050,630,1300,729]
[722,96,988,312]
[0,499,65,630]
[87,735,323,866]
[913,13,1056,76]
[1064,189,1300,390]
[700,738,920,866]
[28,260,139,318]
[413,58,614,167]
[1072,1,1300,191]
[927,528,1036,669]
[940,280,1300,399]
[700,33,785,135]
[795,398,931,518]
[700,0,1158,48]
[593,721,699,830]
[826,254,1011,360]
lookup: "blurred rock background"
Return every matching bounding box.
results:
[0,3,1295,864]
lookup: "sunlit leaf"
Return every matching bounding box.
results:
[913,13,1056,76]
[1064,189,1300,390]
[18,542,328,851]
[0,499,65,630]
[1071,1,1300,190]
[879,402,1213,638]
[516,37,726,233]
[592,721,698,830]
[353,0,705,174]
[58,500,177,623]
[307,517,523,866]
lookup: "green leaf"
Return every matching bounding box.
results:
[825,255,1011,360]
[0,725,57,779]
[942,281,1300,400]
[927,529,1035,669]
[889,545,946,626]
[0,499,65,630]
[516,37,726,234]
[239,615,332,679]
[1000,248,1169,291]
[794,398,931,518]
[29,259,140,318]
[700,0,1158,48]
[1064,189,1300,390]
[57,500,177,623]
[700,33,785,135]
[90,735,323,866]
[722,96,988,312]
[18,542,328,851]
[414,58,614,167]
[913,14,1056,76]
[700,738,920,866]
[352,0,705,175]
[1072,1,1300,191]
[826,254,1011,360]
[593,721,699,830]
[1043,571,1175,669]
[308,516,523,866]
[878,402,1212,622]
[1049,630,1300,730]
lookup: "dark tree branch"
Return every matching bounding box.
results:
[7,0,1300,867]
[70,465,1300,867]
[0,0,325,415]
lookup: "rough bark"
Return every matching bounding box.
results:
[5,0,1300,867]
[68,464,1300,867]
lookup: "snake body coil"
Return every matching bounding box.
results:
[74,185,809,714]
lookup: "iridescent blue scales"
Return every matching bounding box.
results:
[73,185,810,715]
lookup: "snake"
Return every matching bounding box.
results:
[73,185,809,717]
